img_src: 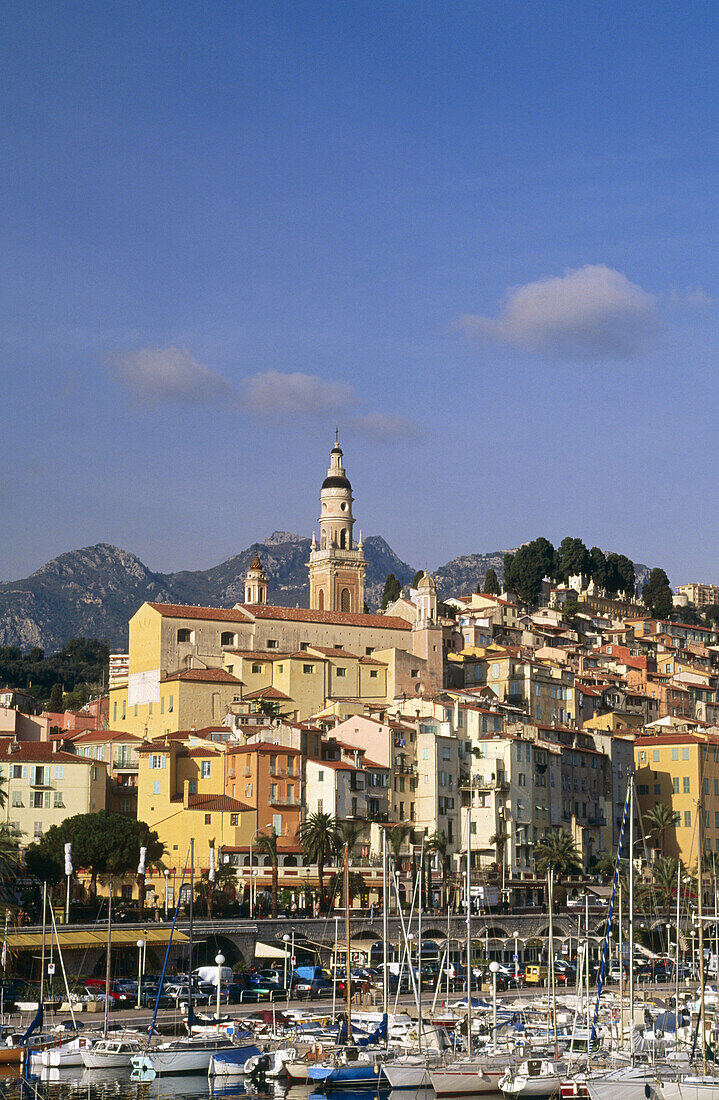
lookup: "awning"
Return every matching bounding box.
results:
[5,928,189,950]
[255,940,291,960]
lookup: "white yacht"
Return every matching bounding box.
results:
[81,1034,144,1069]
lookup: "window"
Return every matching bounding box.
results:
[273,814,282,834]
[270,784,277,800]
[168,695,174,713]
[11,792,22,807]
[673,777,680,793]
[221,632,236,646]
[422,748,429,761]
[34,822,42,838]
[277,664,283,673]
[442,746,451,760]
[229,813,239,826]
[161,697,165,714]
[91,766,98,781]
[369,669,378,679]
[685,810,692,827]
[318,770,324,782]
[336,667,346,678]
[518,774,526,787]
[54,765,63,780]
[31,791,43,809]
[683,777,691,793]
[303,664,315,674]
[411,669,419,678]
[53,791,63,807]
[266,639,279,649]
[204,814,212,824]
[201,760,211,779]
[637,784,649,795]
[706,778,711,795]
[317,798,323,812]
[652,750,660,762]
[639,752,646,764]
[654,783,661,795]
[122,701,126,719]
[252,663,262,674]
[177,629,192,643]
[682,747,690,760]
[153,781,161,795]
[150,755,166,770]
[188,779,197,794]
[113,702,117,722]
[672,747,679,760]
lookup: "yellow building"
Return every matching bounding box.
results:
[634,731,719,865]
[136,737,254,880]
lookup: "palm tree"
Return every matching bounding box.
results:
[298,812,338,913]
[651,856,683,919]
[336,821,361,859]
[386,824,412,869]
[534,829,583,878]
[256,830,280,918]
[428,831,450,909]
[592,853,617,884]
[644,803,677,857]
[488,829,509,877]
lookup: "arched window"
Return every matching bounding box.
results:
[177,628,192,643]
[321,532,327,549]
[318,590,325,611]
[211,692,220,720]
[220,631,236,647]
[340,529,347,549]
[283,855,297,867]
[341,588,351,612]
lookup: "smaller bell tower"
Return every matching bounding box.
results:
[244,554,268,605]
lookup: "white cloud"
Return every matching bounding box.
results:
[347,412,419,440]
[667,286,713,309]
[456,264,659,359]
[241,370,354,416]
[112,346,236,404]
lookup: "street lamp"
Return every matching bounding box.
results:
[513,931,519,982]
[214,953,225,1020]
[136,938,146,1012]
[283,928,295,1003]
[249,823,272,917]
[489,961,500,1045]
[283,933,290,994]
[164,869,170,920]
[64,843,73,924]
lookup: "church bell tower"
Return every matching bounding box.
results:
[308,437,366,614]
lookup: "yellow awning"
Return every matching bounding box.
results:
[5,928,189,950]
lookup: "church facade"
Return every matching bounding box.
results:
[109,439,442,734]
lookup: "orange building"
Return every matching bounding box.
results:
[224,742,302,849]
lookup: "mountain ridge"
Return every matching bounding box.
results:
[0,536,652,653]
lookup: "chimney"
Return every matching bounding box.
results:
[52,740,58,753]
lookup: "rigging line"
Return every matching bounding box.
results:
[591,780,631,1040]
[144,844,191,1048]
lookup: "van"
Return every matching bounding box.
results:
[524,964,548,986]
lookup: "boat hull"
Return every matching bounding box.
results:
[430,1067,503,1096]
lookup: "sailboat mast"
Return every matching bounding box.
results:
[628,773,635,1056]
[39,881,46,1011]
[345,843,351,1037]
[103,886,111,1037]
[418,845,423,1047]
[188,837,194,1029]
[675,862,681,1049]
[698,768,706,1077]
[548,868,557,1058]
[466,799,472,1047]
[382,828,388,1025]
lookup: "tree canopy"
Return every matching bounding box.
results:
[642,567,674,619]
[0,637,110,710]
[380,573,402,609]
[483,568,500,595]
[534,829,582,877]
[35,811,164,895]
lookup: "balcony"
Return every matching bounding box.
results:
[395,760,415,775]
[269,796,299,807]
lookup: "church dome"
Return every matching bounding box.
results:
[322,473,351,490]
[417,571,436,589]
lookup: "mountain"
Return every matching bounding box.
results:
[0,534,416,652]
[0,536,654,653]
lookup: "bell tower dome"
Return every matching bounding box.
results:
[308,437,366,613]
[244,553,268,605]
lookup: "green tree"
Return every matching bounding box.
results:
[24,843,63,886]
[194,860,238,918]
[412,571,424,588]
[336,821,361,857]
[503,545,543,604]
[256,830,280,918]
[48,683,64,712]
[531,537,556,581]
[534,829,583,877]
[644,802,677,856]
[643,568,674,619]
[589,547,608,589]
[386,824,412,867]
[592,853,617,884]
[483,568,500,596]
[37,811,164,898]
[555,537,591,585]
[615,555,636,597]
[704,605,719,624]
[380,574,402,609]
[428,830,451,907]
[651,856,683,919]
[489,829,509,876]
[298,811,338,913]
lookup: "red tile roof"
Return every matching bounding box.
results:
[186,746,221,758]
[147,601,411,631]
[226,742,300,755]
[186,793,252,812]
[310,646,361,658]
[161,668,242,684]
[68,730,143,744]
[0,739,95,764]
[243,686,293,701]
[147,602,251,622]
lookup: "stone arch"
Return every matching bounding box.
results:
[340,588,351,612]
[283,855,297,867]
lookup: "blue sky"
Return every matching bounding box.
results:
[3,1,719,583]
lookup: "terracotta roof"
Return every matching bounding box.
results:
[243,686,292,701]
[359,656,387,667]
[243,604,412,631]
[309,646,361,659]
[0,739,95,764]
[161,668,242,684]
[314,759,357,771]
[226,742,300,755]
[225,650,288,661]
[635,733,702,746]
[186,793,252,813]
[68,730,143,744]
[147,602,250,622]
[186,746,221,758]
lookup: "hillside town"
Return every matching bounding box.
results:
[0,439,717,921]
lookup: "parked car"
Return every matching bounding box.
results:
[84,978,137,1006]
[138,980,174,1009]
[295,977,333,999]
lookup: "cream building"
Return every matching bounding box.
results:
[0,739,107,844]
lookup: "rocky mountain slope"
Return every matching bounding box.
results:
[0,536,652,653]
